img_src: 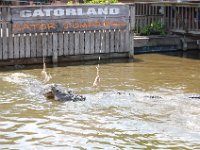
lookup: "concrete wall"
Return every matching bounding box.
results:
[134,35,200,53]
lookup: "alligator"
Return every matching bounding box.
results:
[43,84,86,102]
[188,95,200,99]
[43,84,200,102]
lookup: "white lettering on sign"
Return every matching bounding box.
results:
[43,9,53,16]
[20,10,32,17]
[33,9,45,17]
[109,8,119,15]
[66,9,76,15]
[54,9,64,16]
[77,8,83,15]
[98,8,108,15]
[87,8,97,15]
[19,7,120,18]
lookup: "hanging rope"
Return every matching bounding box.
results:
[41,57,52,83]
[92,17,106,87]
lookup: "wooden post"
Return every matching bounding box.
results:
[94,31,100,54]
[79,31,85,55]
[85,31,90,54]
[14,34,20,59]
[58,32,64,56]
[0,37,2,60]
[2,7,8,60]
[181,37,187,51]
[42,33,47,57]
[25,34,31,58]
[197,40,200,50]
[114,29,120,52]
[110,30,114,53]
[52,33,58,64]
[63,32,69,56]
[20,34,25,58]
[30,34,36,58]
[74,31,79,55]
[129,4,135,58]
[90,31,95,54]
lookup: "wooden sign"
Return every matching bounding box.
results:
[10,5,129,34]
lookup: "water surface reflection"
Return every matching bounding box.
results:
[0,51,200,149]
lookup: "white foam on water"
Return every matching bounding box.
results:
[2,73,36,85]
[2,72,46,100]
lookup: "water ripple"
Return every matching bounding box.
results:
[1,56,200,149]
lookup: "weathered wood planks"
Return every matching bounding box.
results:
[0,29,132,60]
[0,4,133,64]
[10,5,129,34]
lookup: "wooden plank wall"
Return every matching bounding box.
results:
[129,4,135,57]
[0,5,132,62]
[0,7,10,60]
[0,30,130,61]
[165,5,200,33]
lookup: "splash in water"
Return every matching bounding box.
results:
[41,59,52,83]
[93,64,100,87]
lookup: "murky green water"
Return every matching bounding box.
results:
[0,51,200,149]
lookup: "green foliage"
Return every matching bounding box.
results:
[67,1,72,4]
[140,21,166,36]
[84,0,118,4]
[67,1,76,4]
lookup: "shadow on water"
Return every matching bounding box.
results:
[159,49,200,60]
[0,57,143,72]
[1,49,200,72]
[1,50,199,73]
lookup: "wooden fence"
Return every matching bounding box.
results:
[0,4,135,65]
[135,2,200,35]
[164,3,200,34]
[135,3,163,33]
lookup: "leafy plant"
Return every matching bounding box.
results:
[140,21,166,36]
[67,1,73,4]
[67,1,77,4]
[84,0,118,4]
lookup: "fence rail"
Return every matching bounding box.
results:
[165,5,200,33]
[135,2,200,35]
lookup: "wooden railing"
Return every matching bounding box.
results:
[164,3,200,34]
[135,2,200,35]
